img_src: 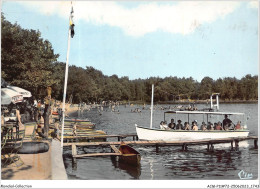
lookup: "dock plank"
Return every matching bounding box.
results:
[110,145,121,154]
[74,152,121,157]
[63,136,258,147]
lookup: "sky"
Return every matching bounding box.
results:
[1,0,259,82]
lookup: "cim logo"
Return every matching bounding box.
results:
[238,170,253,180]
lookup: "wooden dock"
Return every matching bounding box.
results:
[66,135,258,169]
[64,135,257,148]
[63,134,138,141]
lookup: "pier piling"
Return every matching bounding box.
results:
[182,144,188,151]
[235,140,239,151]
[156,144,159,153]
[254,139,258,149]
[231,141,234,151]
[207,143,214,152]
[72,144,77,168]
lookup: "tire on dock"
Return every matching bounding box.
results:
[18,142,49,154]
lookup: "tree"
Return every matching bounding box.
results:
[1,14,59,99]
[199,76,214,99]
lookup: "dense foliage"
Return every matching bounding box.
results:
[1,15,258,103]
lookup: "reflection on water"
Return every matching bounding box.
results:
[63,104,258,180]
[110,156,141,179]
[149,158,154,180]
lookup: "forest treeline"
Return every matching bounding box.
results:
[1,15,258,104]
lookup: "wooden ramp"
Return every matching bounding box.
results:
[110,145,121,154]
[74,152,121,158]
[70,143,122,168]
[71,144,121,158]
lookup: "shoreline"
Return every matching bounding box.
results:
[119,100,258,105]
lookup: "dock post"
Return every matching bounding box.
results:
[207,144,210,152]
[182,144,188,151]
[185,144,188,151]
[72,144,77,169]
[136,135,139,141]
[156,144,159,153]
[231,141,234,151]
[209,143,214,152]
[254,139,258,149]
[118,137,121,141]
[235,140,239,151]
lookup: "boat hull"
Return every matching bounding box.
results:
[119,144,141,166]
[135,125,250,141]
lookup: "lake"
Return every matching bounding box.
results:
[63,103,258,180]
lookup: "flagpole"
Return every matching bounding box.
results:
[61,4,73,149]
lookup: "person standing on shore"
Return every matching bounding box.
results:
[35,100,42,123]
[43,86,52,138]
[16,107,24,131]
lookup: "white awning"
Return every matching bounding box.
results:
[1,88,23,105]
[7,85,32,98]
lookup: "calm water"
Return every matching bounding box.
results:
[63,103,258,180]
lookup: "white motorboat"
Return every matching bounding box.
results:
[135,110,249,141]
[135,91,249,142]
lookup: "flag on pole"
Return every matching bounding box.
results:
[70,5,75,38]
[61,2,74,149]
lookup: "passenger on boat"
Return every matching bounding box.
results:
[224,125,229,131]
[223,115,233,129]
[192,121,198,131]
[168,119,176,129]
[160,121,164,129]
[200,122,207,131]
[184,122,190,130]
[163,121,170,130]
[176,120,183,130]
[213,122,217,130]
[160,121,170,130]
[207,122,214,130]
[215,121,223,130]
[235,121,241,130]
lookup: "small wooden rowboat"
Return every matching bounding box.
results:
[118,143,141,166]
